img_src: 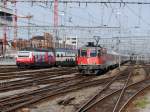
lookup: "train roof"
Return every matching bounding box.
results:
[108,51,130,57]
[20,47,54,52]
[18,48,77,53]
[55,48,77,52]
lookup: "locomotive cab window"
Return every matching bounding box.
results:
[98,50,101,56]
[78,50,80,56]
[18,52,30,58]
[81,50,87,57]
[90,50,97,57]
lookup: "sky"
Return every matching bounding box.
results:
[13,1,150,38]
[1,0,150,54]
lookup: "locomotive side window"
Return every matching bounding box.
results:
[81,50,87,56]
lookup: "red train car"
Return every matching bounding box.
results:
[77,42,129,75]
[16,48,55,68]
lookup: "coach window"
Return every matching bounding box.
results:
[57,54,59,57]
[42,55,44,61]
[61,54,63,57]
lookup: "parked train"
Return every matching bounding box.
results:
[16,48,77,68]
[76,42,130,75]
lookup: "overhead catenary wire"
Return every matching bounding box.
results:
[126,4,150,27]
[14,2,106,28]
[6,0,150,5]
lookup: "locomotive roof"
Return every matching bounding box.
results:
[80,46,103,50]
[80,43,102,49]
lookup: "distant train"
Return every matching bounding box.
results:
[16,48,77,68]
[76,42,130,75]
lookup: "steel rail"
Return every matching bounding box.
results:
[0,67,75,75]
[112,72,132,112]
[0,76,106,104]
[0,65,133,111]
[0,76,92,112]
[0,70,135,112]
[76,69,130,112]
[0,68,76,80]
[0,75,84,107]
[0,71,77,86]
[0,68,130,112]
[0,73,78,93]
[80,77,150,112]
[119,85,150,112]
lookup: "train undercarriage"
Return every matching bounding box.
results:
[78,64,118,75]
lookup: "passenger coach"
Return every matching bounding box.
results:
[55,48,77,67]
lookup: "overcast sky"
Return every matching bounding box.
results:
[0,0,149,38]
[11,1,150,38]
[1,0,150,54]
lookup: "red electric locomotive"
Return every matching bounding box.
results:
[77,42,129,75]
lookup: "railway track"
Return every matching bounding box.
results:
[0,67,76,74]
[0,67,79,92]
[0,68,25,73]
[116,65,150,112]
[0,76,92,112]
[0,69,76,80]
[0,67,131,112]
[0,72,79,93]
[0,65,16,68]
[0,65,130,93]
[0,67,77,80]
[119,84,150,112]
[0,65,131,112]
[0,64,148,112]
[76,66,150,112]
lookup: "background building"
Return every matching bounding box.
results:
[0,2,13,26]
[31,33,53,49]
[55,36,78,49]
[0,1,13,56]
[65,36,78,49]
